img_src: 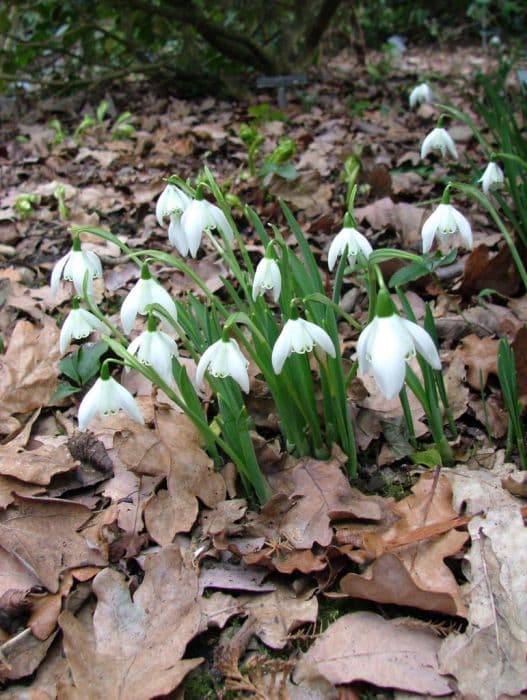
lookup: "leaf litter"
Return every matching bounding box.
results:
[0,43,527,699]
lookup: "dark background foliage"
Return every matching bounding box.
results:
[0,0,525,97]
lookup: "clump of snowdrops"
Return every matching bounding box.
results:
[52,79,526,502]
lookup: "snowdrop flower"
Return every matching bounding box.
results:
[180,199,234,258]
[155,183,191,226]
[421,203,472,253]
[420,127,458,160]
[252,257,281,302]
[478,162,504,196]
[78,368,144,430]
[328,225,372,272]
[357,290,441,400]
[50,237,102,298]
[196,337,249,393]
[120,264,178,334]
[59,298,107,354]
[409,83,433,109]
[272,318,336,374]
[128,320,179,386]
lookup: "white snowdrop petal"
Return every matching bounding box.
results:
[272,322,294,373]
[77,380,103,430]
[120,283,143,334]
[112,380,144,424]
[196,343,217,387]
[402,319,441,369]
[421,208,441,253]
[50,253,69,296]
[305,321,336,358]
[168,214,189,256]
[452,209,473,249]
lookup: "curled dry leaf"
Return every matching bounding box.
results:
[341,472,468,616]
[59,545,202,700]
[0,629,57,683]
[294,611,452,696]
[0,496,107,593]
[439,505,527,699]
[0,437,79,486]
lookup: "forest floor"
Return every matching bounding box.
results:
[0,42,527,699]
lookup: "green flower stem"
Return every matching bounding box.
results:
[318,353,357,476]
[450,181,527,292]
[436,104,492,156]
[366,264,378,323]
[491,152,527,171]
[105,335,270,502]
[204,166,255,277]
[81,276,129,346]
[228,314,312,452]
[399,385,417,449]
[405,365,454,467]
[70,225,143,266]
[369,249,424,266]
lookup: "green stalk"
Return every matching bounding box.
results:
[450,181,527,292]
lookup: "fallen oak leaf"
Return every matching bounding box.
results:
[294,611,453,696]
[439,505,527,699]
[0,320,60,437]
[59,544,202,700]
[238,584,318,650]
[340,548,466,616]
[0,437,79,486]
[342,472,468,616]
[143,410,226,543]
[268,455,383,549]
[0,496,107,593]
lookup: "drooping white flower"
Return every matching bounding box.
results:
[120,266,178,334]
[59,302,107,354]
[196,337,249,393]
[252,257,281,302]
[421,203,472,253]
[168,214,189,256]
[420,127,458,160]
[409,82,433,109]
[78,375,144,430]
[155,184,191,226]
[50,238,102,298]
[180,199,234,258]
[357,311,441,400]
[328,226,372,272]
[272,318,336,374]
[128,327,179,385]
[478,162,505,196]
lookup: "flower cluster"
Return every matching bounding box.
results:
[156,183,234,257]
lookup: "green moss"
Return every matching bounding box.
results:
[182,667,218,699]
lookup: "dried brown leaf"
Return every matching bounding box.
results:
[456,333,498,389]
[0,321,60,436]
[268,456,382,549]
[294,611,452,695]
[144,410,226,543]
[0,437,79,485]
[239,584,318,649]
[342,473,468,615]
[59,544,202,700]
[0,496,107,593]
[439,506,527,699]
[0,629,57,682]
